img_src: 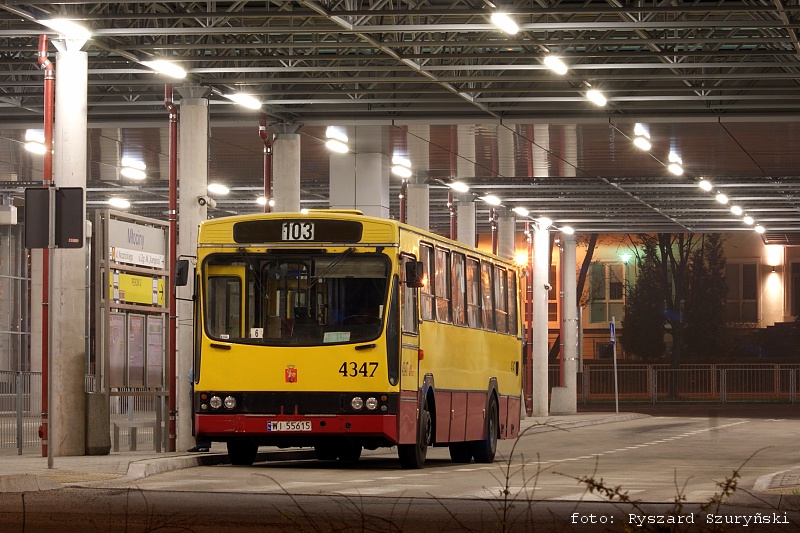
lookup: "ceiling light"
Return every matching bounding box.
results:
[537,216,552,229]
[668,151,682,164]
[391,155,412,178]
[256,196,268,206]
[224,92,261,110]
[108,198,130,209]
[543,55,568,75]
[561,225,575,235]
[481,194,502,206]
[23,129,46,154]
[39,19,92,41]
[715,193,728,204]
[698,179,713,191]
[449,181,470,193]
[586,89,607,107]
[269,198,275,207]
[667,163,683,176]
[754,225,765,234]
[743,215,754,225]
[207,183,229,195]
[490,12,519,35]
[633,136,651,151]
[730,205,743,216]
[634,123,649,137]
[120,158,146,180]
[512,206,529,217]
[325,127,349,153]
[142,60,186,79]
[24,141,46,155]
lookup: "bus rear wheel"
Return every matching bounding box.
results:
[471,396,498,463]
[227,438,258,466]
[398,397,431,469]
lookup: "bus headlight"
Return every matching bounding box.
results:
[209,395,222,409]
[223,396,237,410]
[365,397,378,410]
[350,397,364,410]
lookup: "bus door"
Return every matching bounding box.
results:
[398,255,421,443]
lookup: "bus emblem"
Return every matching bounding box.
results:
[285,365,298,383]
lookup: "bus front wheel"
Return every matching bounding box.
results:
[471,396,498,463]
[227,438,258,466]
[398,397,431,469]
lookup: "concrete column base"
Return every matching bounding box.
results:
[549,387,577,415]
[85,393,111,455]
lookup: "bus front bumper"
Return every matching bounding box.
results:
[195,413,398,441]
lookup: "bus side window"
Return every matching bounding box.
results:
[480,260,495,331]
[466,257,482,329]
[420,244,435,321]
[494,265,508,334]
[507,271,518,336]
[435,247,451,323]
[451,252,466,326]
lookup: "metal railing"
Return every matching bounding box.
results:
[572,363,800,404]
[0,370,42,453]
[3,364,800,449]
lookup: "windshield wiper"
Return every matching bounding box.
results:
[307,247,355,289]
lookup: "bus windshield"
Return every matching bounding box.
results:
[204,250,390,346]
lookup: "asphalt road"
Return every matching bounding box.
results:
[3,414,800,532]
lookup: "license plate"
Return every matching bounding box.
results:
[267,420,312,432]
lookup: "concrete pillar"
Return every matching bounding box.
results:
[330,126,390,218]
[406,183,429,231]
[176,86,211,452]
[51,47,88,456]
[497,209,516,260]
[532,124,549,177]
[456,125,475,179]
[456,194,476,247]
[498,125,515,178]
[272,133,301,212]
[551,232,578,415]
[407,124,430,171]
[531,220,550,417]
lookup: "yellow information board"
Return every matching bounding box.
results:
[111,272,165,306]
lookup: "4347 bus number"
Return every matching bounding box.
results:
[339,361,378,377]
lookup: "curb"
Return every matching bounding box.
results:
[520,412,651,434]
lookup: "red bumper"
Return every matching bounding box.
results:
[196,413,398,441]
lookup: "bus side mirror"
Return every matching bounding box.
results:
[404,261,424,288]
[175,259,189,287]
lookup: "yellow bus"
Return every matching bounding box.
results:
[187,210,523,468]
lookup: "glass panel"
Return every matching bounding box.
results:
[609,263,624,300]
[590,301,607,323]
[205,252,389,346]
[608,302,624,322]
[207,276,241,339]
[589,263,606,301]
[435,248,451,323]
[507,273,517,336]
[742,263,757,300]
[466,258,482,329]
[452,253,466,326]
[481,261,494,331]
[401,256,418,334]
[494,266,507,334]
[742,301,758,322]
[725,264,740,299]
[420,245,435,321]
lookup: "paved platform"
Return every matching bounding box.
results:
[1,410,797,509]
